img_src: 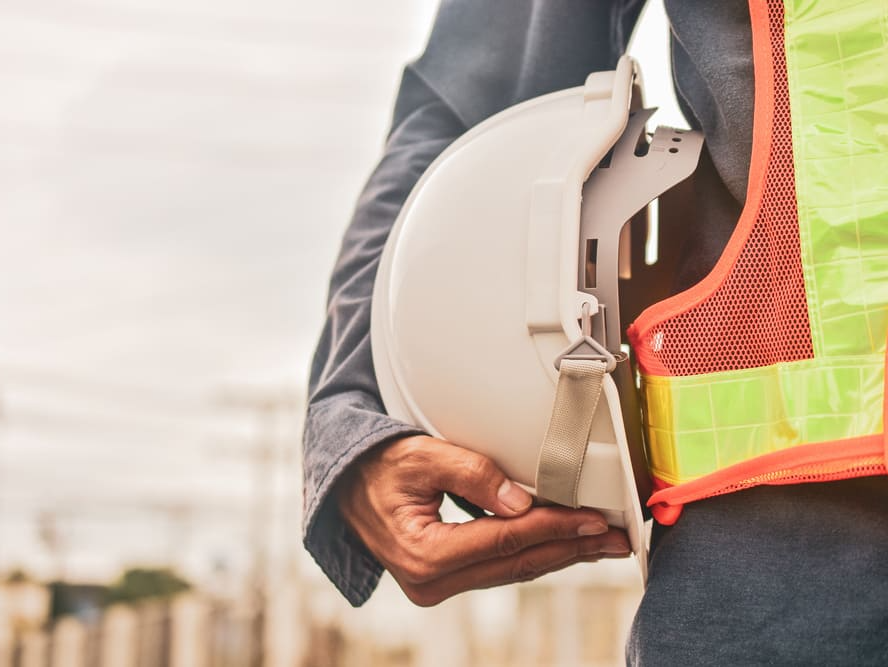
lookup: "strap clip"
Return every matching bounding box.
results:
[554,302,621,372]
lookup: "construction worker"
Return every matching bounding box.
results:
[303,1,888,663]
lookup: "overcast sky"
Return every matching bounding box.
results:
[1,0,439,581]
[0,0,679,583]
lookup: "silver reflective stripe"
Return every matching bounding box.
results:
[535,358,607,507]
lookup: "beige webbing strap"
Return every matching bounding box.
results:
[535,358,607,508]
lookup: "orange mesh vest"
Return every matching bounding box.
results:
[627,0,888,524]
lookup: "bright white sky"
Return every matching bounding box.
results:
[0,0,678,585]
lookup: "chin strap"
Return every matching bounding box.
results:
[536,301,617,508]
[535,357,608,507]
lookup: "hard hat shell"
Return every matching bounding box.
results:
[372,57,650,574]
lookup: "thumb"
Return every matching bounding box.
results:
[427,439,533,517]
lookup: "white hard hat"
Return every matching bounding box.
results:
[371,56,703,581]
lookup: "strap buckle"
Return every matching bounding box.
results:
[553,302,623,373]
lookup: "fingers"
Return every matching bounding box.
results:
[423,439,532,517]
[335,434,632,608]
[416,505,612,577]
[397,528,632,607]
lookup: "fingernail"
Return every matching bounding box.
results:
[600,544,631,555]
[497,480,531,512]
[577,521,607,536]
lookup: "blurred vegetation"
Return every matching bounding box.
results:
[48,567,192,620]
[105,567,191,604]
[6,568,33,584]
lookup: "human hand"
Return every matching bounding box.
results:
[336,434,630,606]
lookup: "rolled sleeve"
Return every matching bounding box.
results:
[302,62,465,606]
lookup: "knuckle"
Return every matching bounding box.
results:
[394,513,435,562]
[545,516,579,541]
[392,524,449,584]
[385,436,432,467]
[404,436,434,461]
[460,453,494,481]
[510,555,542,582]
[496,524,524,557]
[388,448,416,470]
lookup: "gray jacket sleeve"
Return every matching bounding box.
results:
[302,0,645,607]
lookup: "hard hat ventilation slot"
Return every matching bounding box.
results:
[578,108,703,354]
[645,198,660,266]
[631,115,653,158]
[584,239,599,288]
[633,136,652,157]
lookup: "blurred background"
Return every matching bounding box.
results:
[0,1,682,665]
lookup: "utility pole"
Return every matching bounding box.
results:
[214,389,301,667]
[36,510,67,583]
[150,501,193,575]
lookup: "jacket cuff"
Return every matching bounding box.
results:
[302,392,425,606]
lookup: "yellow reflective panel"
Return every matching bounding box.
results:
[642,353,885,485]
[786,0,888,358]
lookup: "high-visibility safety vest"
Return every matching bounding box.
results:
[628,0,888,524]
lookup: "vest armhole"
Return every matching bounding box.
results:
[628,0,775,350]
